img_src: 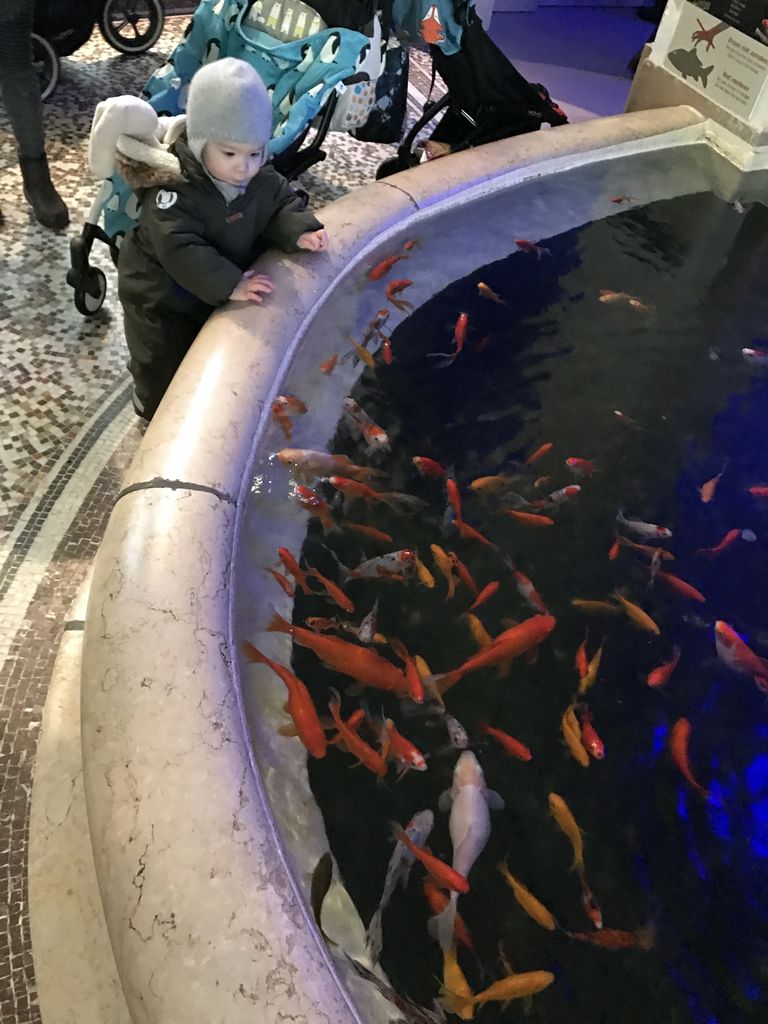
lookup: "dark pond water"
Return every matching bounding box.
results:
[286,192,768,1023]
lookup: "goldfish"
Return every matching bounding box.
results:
[319,353,338,374]
[548,484,581,504]
[572,599,621,615]
[614,592,660,634]
[599,289,627,303]
[389,637,426,704]
[534,475,552,489]
[242,641,327,758]
[402,239,418,251]
[386,278,414,311]
[515,238,551,259]
[381,718,428,776]
[748,485,768,497]
[469,474,517,495]
[415,555,436,588]
[362,308,390,345]
[414,655,433,680]
[614,409,643,430]
[367,252,409,281]
[608,531,620,561]
[566,457,597,477]
[391,821,469,894]
[618,535,675,561]
[503,509,554,528]
[696,528,740,559]
[367,809,434,961]
[268,611,410,696]
[742,347,768,367]
[462,612,495,649]
[327,475,424,515]
[413,455,446,478]
[424,882,474,951]
[381,336,393,365]
[342,397,390,453]
[525,441,553,465]
[670,717,709,800]
[328,689,388,777]
[579,874,603,930]
[306,568,355,613]
[277,546,312,595]
[441,948,474,1021]
[578,641,604,695]
[445,971,554,1012]
[647,646,680,688]
[267,568,295,597]
[431,752,503,949]
[431,614,556,695]
[427,312,469,368]
[274,394,307,415]
[450,553,479,596]
[446,477,463,523]
[272,401,293,439]
[510,565,548,614]
[549,792,584,871]
[617,509,672,539]
[628,296,654,313]
[455,520,495,548]
[569,927,654,950]
[576,703,605,759]
[342,549,418,583]
[610,194,635,203]
[344,522,394,545]
[474,333,495,354]
[655,570,705,603]
[277,449,383,483]
[561,704,590,767]
[575,633,589,677]
[715,620,768,691]
[497,863,556,930]
[272,395,307,439]
[477,281,506,305]
[347,337,376,369]
[295,485,338,535]
[480,723,532,761]
[470,580,500,611]
[698,464,726,503]
[431,543,457,599]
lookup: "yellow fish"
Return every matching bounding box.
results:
[414,654,432,680]
[614,592,660,635]
[462,612,494,649]
[415,555,436,589]
[561,705,590,767]
[448,971,555,1011]
[572,598,622,615]
[431,543,456,600]
[549,792,584,871]
[497,863,557,931]
[441,947,474,1020]
[577,641,604,696]
[348,337,376,369]
[469,474,516,495]
[477,281,507,306]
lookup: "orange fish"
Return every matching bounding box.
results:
[576,703,604,759]
[432,614,556,694]
[575,633,589,678]
[608,531,620,561]
[618,535,675,561]
[362,308,390,345]
[328,689,387,777]
[510,567,548,614]
[470,581,500,611]
[698,464,726,503]
[344,522,394,545]
[267,568,295,597]
[413,455,446,478]
[515,238,551,259]
[381,718,427,776]
[423,879,474,950]
[749,485,768,498]
[367,253,409,281]
[295,485,337,535]
[503,509,554,528]
[670,718,709,800]
[267,611,409,696]
[566,457,597,477]
[579,874,603,930]
[272,401,293,439]
[392,822,468,893]
[419,4,446,45]
[389,637,425,704]
[474,333,495,354]
[446,477,463,524]
[319,353,338,375]
[477,281,506,305]
[647,646,680,688]
[403,239,418,251]
[450,553,479,597]
[328,476,424,515]
[696,528,740,559]
[479,723,532,761]
[307,568,355,613]
[386,278,414,311]
[655,570,705,603]
[456,521,495,548]
[427,312,469,368]
[278,546,312,594]
[242,641,327,759]
[525,441,553,465]
[610,194,635,204]
[381,336,393,365]
[569,927,654,950]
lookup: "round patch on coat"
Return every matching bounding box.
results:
[156,190,177,210]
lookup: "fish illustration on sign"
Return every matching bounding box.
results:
[420,4,446,45]
[668,46,714,87]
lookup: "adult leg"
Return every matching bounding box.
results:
[0,0,68,229]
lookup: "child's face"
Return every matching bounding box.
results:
[203,140,265,187]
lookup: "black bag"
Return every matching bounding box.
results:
[428,9,567,151]
[353,34,410,144]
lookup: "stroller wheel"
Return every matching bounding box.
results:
[73,268,107,317]
[99,0,165,54]
[30,34,60,102]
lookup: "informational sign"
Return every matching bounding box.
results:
[662,1,768,119]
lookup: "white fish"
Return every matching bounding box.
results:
[444,713,469,749]
[366,809,434,961]
[431,752,504,951]
[617,509,672,540]
[742,347,768,367]
[343,397,390,453]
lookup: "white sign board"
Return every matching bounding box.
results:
[661,2,768,120]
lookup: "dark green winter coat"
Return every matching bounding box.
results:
[117,133,323,419]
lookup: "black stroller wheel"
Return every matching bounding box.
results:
[30,34,60,102]
[99,0,165,54]
[73,268,107,316]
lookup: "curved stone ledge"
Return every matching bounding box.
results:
[81,105,717,1024]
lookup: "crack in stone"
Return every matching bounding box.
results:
[115,477,237,505]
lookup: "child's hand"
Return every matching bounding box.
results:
[296,229,328,253]
[229,270,274,303]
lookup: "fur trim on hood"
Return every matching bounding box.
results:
[89,95,188,189]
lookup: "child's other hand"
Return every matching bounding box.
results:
[296,229,328,252]
[230,270,274,303]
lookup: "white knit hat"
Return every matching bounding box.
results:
[186,58,273,162]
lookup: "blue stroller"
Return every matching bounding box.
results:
[67,0,383,314]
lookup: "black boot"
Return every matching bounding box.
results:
[19,155,69,230]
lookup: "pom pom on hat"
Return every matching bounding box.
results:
[186,58,273,161]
